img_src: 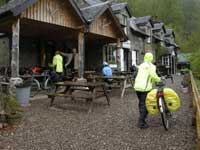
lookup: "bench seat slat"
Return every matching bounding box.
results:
[48,93,93,99]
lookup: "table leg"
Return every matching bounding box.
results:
[66,86,74,101]
[121,78,127,98]
[88,87,95,113]
[50,96,55,106]
[102,85,110,105]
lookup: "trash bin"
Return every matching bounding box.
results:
[15,80,31,107]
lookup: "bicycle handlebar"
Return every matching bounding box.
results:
[156,76,166,87]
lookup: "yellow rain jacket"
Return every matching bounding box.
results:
[146,88,181,115]
[53,54,63,73]
[134,53,160,92]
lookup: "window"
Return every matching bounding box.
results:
[162,56,170,66]
[103,45,116,64]
[122,14,128,26]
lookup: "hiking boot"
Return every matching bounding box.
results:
[139,123,149,129]
[137,120,149,129]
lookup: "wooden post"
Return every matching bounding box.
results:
[78,32,85,78]
[40,41,46,67]
[11,18,20,77]
[116,38,122,71]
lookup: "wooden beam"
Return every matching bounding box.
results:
[11,18,20,77]
[78,32,85,78]
[116,38,122,71]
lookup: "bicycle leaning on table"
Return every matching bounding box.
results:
[29,69,57,97]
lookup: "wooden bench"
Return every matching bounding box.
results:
[86,75,134,98]
[47,81,110,113]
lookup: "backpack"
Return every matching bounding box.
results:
[130,65,138,79]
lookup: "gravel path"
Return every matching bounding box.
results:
[0,75,196,150]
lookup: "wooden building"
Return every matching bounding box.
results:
[75,0,128,72]
[79,2,126,73]
[0,0,126,78]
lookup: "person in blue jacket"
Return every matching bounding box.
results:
[102,62,112,90]
[102,62,112,77]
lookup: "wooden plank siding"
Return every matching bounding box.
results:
[89,11,119,39]
[20,0,83,30]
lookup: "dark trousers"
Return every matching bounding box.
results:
[136,91,149,125]
[53,72,63,82]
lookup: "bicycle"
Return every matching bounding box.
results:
[155,77,172,131]
[29,69,58,97]
[20,67,49,97]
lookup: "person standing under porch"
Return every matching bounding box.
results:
[53,51,63,82]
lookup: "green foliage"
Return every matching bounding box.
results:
[190,49,200,74]
[0,0,9,6]
[195,78,200,93]
[0,95,23,124]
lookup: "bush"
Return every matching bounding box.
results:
[180,68,190,75]
[0,94,23,125]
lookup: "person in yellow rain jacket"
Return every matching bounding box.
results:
[134,52,161,129]
[53,51,63,81]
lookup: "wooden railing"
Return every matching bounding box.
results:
[190,71,200,149]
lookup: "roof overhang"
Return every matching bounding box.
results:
[0,0,87,26]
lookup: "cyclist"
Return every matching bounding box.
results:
[52,51,64,82]
[134,52,161,129]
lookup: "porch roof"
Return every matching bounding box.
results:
[80,2,107,22]
[80,3,127,41]
[0,0,87,24]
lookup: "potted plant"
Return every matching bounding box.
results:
[0,94,23,126]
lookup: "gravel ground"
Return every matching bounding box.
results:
[0,75,196,150]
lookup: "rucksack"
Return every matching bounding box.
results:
[130,65,138,79]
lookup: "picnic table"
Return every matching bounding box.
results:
[47,80,110,113]
[86,74,134,98]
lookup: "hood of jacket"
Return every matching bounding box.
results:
[144,52,153,63]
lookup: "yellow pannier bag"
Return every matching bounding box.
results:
[146,88,180,115]
[163,88,181,112]
[146,89,159,115]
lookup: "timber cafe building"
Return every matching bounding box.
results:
[0,0,127,78]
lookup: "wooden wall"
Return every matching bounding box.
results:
[90,10,119,39]
[21,0,83,29]
[0,36,10,66]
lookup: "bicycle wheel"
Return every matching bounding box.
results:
[30,79,40,97]
[158,97,170,130]
[44,78,56,93]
